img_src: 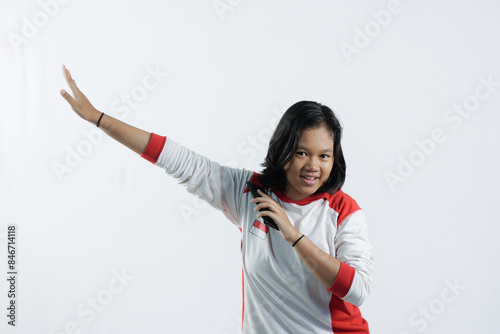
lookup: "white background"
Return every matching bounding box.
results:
[1,0,499,333]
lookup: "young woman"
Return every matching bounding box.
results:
[60,65,374,333]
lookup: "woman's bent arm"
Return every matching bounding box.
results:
[60,64,151,155]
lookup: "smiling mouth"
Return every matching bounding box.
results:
[301,176,318,180]
[300,175,319,185]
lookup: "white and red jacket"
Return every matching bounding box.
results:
[141,133,374,334]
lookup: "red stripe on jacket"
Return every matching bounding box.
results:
[140,133,167,164]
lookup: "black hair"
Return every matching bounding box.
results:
[260,100,346,195]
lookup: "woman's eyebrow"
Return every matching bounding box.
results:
[297,145,333,153]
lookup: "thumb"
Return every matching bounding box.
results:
[60,89,76,106]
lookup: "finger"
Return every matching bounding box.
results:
[252,190,270,203]
[251,197,269,206]
[253,201,277,212]
[62,65,78,90]
[60,88,76,107]
[256,189,269,197]
[253,203,265,211]
[62,64,81,96]
[256,210,278,221]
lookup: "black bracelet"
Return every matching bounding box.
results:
[292,234,305,247]
[96,112,105,127]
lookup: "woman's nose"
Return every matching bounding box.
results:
[305,157,320,171]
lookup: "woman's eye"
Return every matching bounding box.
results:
[320,155,330,159]
[296,152,306,156]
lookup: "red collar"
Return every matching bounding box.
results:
[273,189,330,206]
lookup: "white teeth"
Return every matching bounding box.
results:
[302,176,317,180]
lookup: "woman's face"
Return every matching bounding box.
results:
[283,125,335,202]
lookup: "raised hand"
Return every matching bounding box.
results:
[60,65,101,125]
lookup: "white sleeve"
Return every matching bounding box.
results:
[334,210,374,306]
[155,138,253,227]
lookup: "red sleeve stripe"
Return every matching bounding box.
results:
[328,261,356,298]
[325,190,361,229]
[140,133,167,164]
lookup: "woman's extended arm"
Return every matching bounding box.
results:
[60,65,152,155]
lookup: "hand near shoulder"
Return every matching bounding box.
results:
[60,65,101,125]
[251,189,301,243]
